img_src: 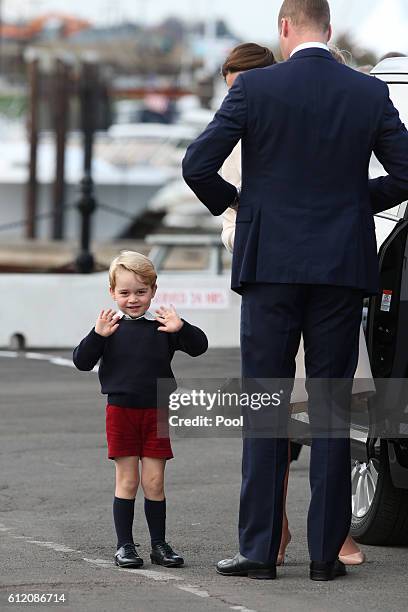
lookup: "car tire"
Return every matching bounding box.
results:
[351,443,408,545]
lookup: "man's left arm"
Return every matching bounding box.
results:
[182,76,247,216]
[369,85,408,214]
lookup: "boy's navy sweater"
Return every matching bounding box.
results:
[73,317,208,408]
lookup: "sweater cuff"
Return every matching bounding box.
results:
[90,328,108,344]
[178,319,191,335]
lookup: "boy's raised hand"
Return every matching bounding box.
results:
[155,305,183,333]
[95,309,121,337]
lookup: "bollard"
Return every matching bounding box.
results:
[75,175,96,273]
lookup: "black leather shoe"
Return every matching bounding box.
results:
[310,560,347,581]
[216,553,276,580]
[115,543,143,568]
[150,542,184,567]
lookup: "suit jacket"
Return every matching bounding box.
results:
[182,48,408,295]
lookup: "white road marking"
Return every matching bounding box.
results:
[0,350,98,372]
[83,558,183,581]
[50,357,77,368]
[177,584,210,598]
[25,540,77,553]
[230,607,258,612]
[82,558,113,568]
[25,352,58,360]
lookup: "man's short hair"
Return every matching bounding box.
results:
[278,0,331,32]
[109,251,157,289]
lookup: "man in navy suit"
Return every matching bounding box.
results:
[182,0,408,581]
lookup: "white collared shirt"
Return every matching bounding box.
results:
[290,42,329,58]
[118,310,156,321]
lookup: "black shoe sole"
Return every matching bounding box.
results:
[216,567,276,580]
[115,559,144,568]
[151,557,184,568]
[310,568,347,581]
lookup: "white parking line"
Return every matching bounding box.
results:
[83,558,183,581]
[25,540,77,553]
[49,357,77,368]
[0,350,98,372]
[177,584,210,598]
[25,352,59,360]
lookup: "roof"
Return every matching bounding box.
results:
[371,57,408,75]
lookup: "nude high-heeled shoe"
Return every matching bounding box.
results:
[277,531,292,566]
[338,536,366,565]
[338,550,366,565]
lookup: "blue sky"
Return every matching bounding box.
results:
[4,1,408,54]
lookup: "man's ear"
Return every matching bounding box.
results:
[327,24,332,43]
[281,17,289,38]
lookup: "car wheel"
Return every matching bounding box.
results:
[350,443,408,545]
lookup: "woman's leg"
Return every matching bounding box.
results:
[278,443,292,564]
[339,535,365,564]
[113,456,139,548]
[339,535,361,556]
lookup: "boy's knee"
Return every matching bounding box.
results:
[117,475,139,497]
[141,473,164,498]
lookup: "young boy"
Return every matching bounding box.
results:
[73,251,208,569]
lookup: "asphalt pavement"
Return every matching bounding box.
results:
[1,348,407,612]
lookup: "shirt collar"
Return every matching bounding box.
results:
[118,310,156,321]
[290,42,329,58]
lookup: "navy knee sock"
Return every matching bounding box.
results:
[113,496,135,549]
[144,498,166,546]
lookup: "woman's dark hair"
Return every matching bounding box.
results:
[221,43,276,78]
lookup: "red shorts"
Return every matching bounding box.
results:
[106,404,173,460]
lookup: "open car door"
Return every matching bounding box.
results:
[349,59,408,545]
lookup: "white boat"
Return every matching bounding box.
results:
[0,119,198,241]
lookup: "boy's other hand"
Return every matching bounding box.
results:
[155,305,183,333]
[95,309,121,337]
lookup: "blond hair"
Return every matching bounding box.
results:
[328,44,348,65]
[109,251,157,289]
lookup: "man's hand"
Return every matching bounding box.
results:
[95,309,121,337]
[230,187,240,211]
[155,305,183,333]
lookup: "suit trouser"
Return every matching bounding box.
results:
[238,283,363,563]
